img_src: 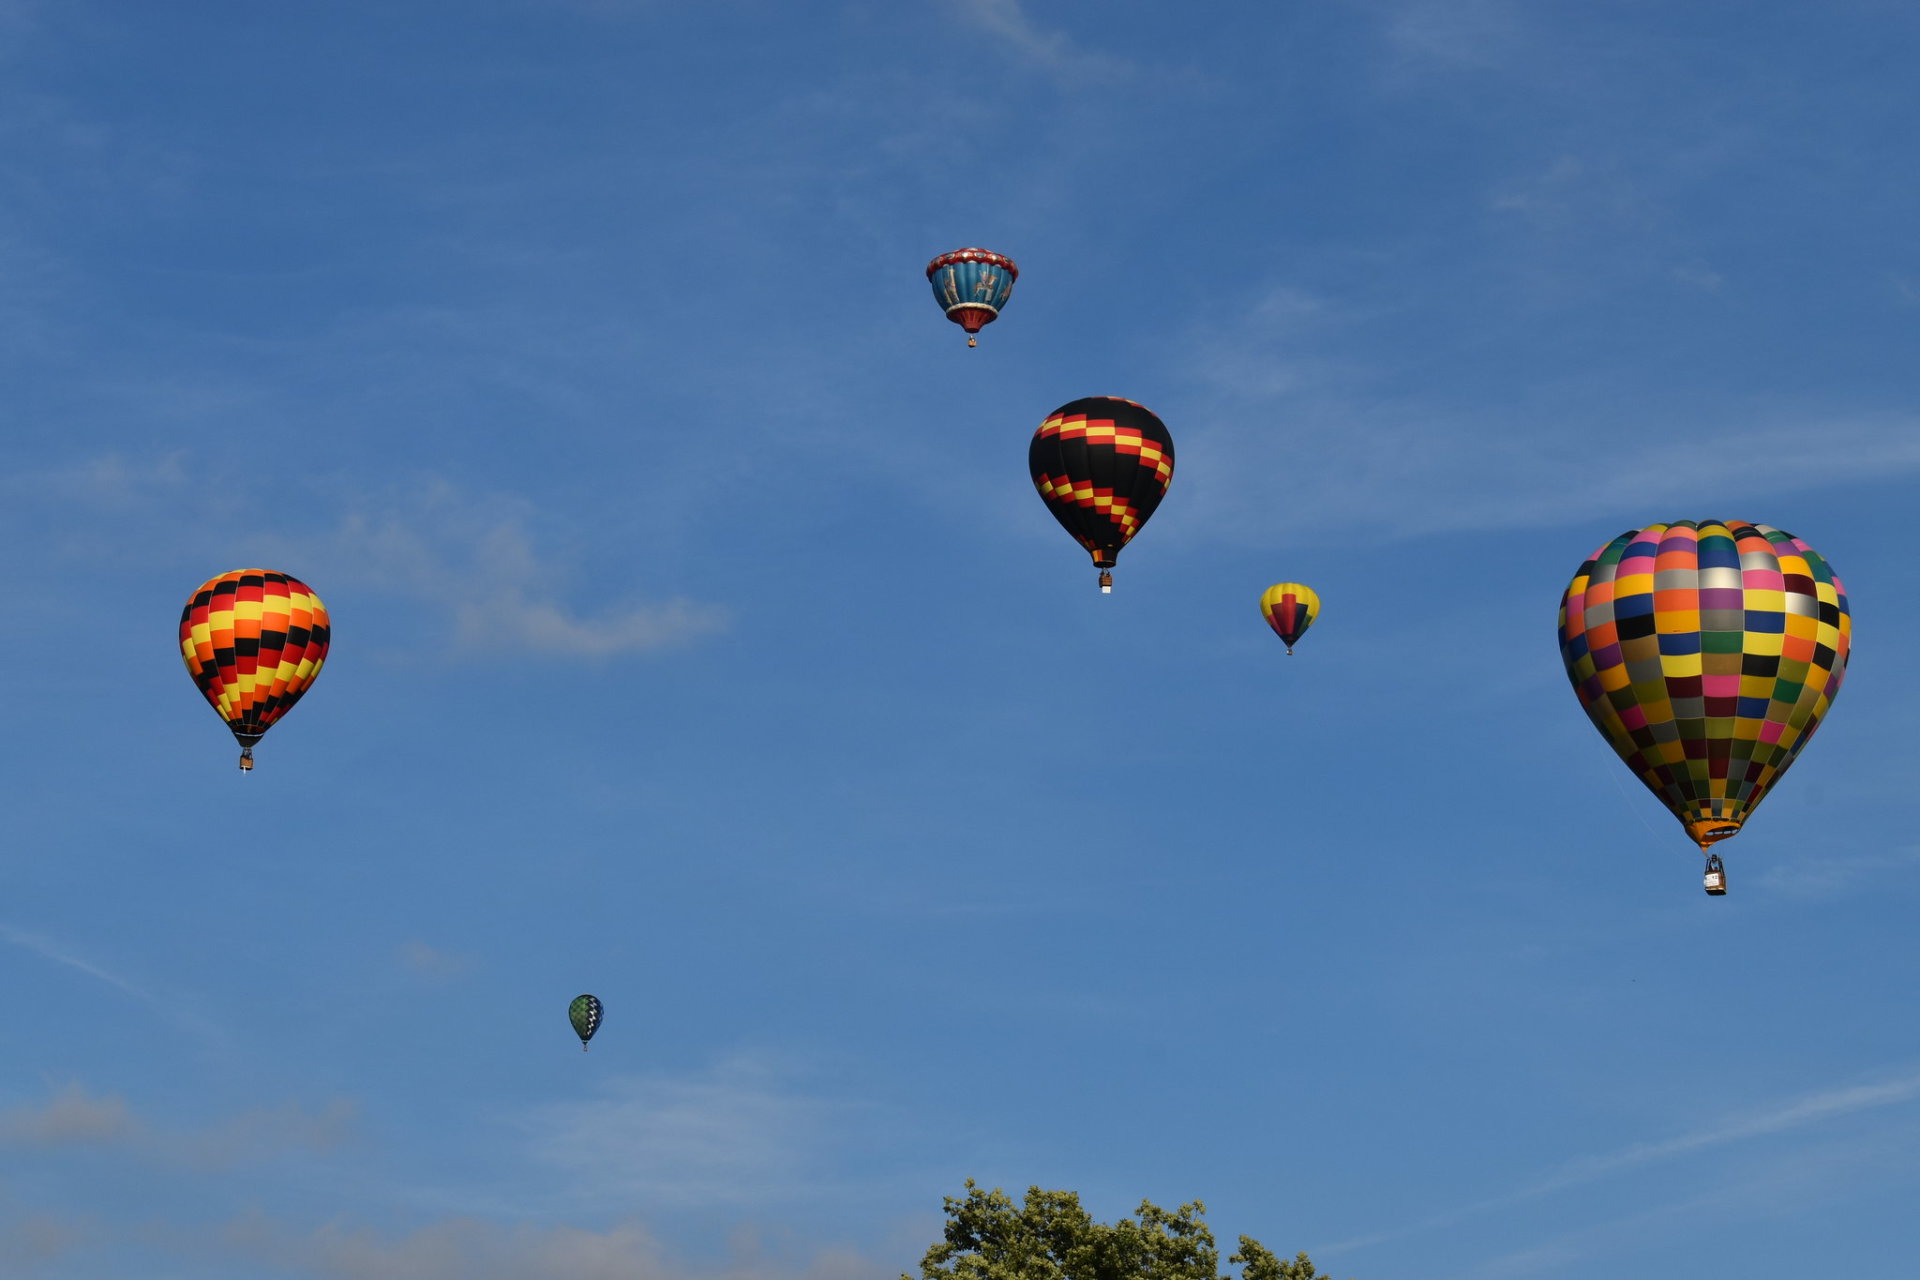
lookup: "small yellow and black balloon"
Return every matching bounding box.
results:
[1558,520,1850,895]
[1029,397,1175,592]
[569,994,602,1051]
[1260,583,1319,654]
[179,569,330,771]
[926,248,1017,347]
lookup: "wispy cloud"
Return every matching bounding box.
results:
[212,1210,892,1280]
[1451,1121,1920,1280]
[1489,155,1643,223]
[0,1082,136,1145]
[0,1211,82,1273]
[525,1054,890,1211]
[0,922,234,1048]
[0,1081,355,1169]
[288,489,730,658]
[1167,287,1920,548]
[948,0,1127,76]
[397,939,474,981]
[1756,845,1920,900]
[1671,263,1725,292]
[1380,0,1528,74]
[3,458,729,659]
[1323,1065,1920,1256]
[0,923,152,1003]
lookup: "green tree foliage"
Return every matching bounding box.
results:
[907,1181,1347,1280]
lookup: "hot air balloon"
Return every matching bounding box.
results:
[1558,520,1849,895]
[569,994,602,1051]
[926,248,1017,347]
[179,569,331,771]
[1029,397,1175,592]
[1260,583,1319,654]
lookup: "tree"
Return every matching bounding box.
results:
[907,1181,1348,1280]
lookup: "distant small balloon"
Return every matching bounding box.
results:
[569,994,602,1051]
[926,248,1017,347]
[1260,583,1319,655]
[179,569,330,771]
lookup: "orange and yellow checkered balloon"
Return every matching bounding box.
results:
[179,569,330,770]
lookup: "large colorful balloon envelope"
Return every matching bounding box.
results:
[1260,583,1320,654]
[1028,397,1175,593]
[1557,520,1849,894]
[179,569,331,771]
[569,994,602,1052]
[926,247,1017,347]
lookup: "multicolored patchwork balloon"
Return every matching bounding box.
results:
[1558,521,1850,882]
[569,994,602,1051]
[926,247,1017,347]
[179,569,331,771]
[1029,397,1175,592]
[1260,583,1320,654]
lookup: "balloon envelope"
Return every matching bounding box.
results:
[179,569,330,767]
[926,248,1017,345]
[1558,520,1849,853]
[569,994,602,1048]
[1028,397,1175,580]
[1260,583,1319,653]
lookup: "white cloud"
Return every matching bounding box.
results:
[1487,154,1647,227]
[0,1082,135,1146]
[1167,288,1920,548]
[0,923,229,1047]
[1,458,729,660]
[0,1081,355,1169]
[525,1054,886,1211]
[1381,0,1527,73]
[1448,1120,1920,1280]
[0,1211,83,1273]
[398,939,475,981]
[1756,845,1920,900]
[185,1097,358,1170]
[290,490,730,659]
[948,0,1127,76]
[1322,1065,1920,1258]
[0,923,152,1004]
[212,1211,892,1280]
[0,1202,896,1280]
[1671,263,1724,292]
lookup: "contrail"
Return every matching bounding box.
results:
[0,923,153,1000]
[1320,1066,1920,1255]
[0,923,226,1046]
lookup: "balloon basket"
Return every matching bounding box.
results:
[1703,853,1727,896]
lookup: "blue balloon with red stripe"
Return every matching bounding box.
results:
[926,248,1018,347]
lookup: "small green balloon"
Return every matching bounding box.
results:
[569,994,602,1051]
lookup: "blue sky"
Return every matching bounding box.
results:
[2,1,1918,1277]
